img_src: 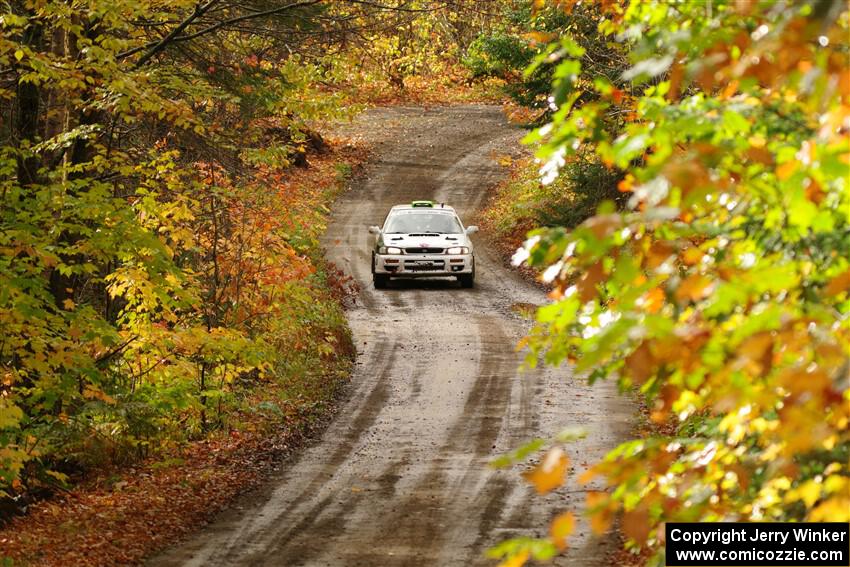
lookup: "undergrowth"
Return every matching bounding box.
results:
[481,152,624,256]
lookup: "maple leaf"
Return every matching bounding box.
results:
[549,511,575,550]
[522,447,569,494]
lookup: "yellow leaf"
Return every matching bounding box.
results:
[809,496,850,522]
[62,298,75,310]
[523,447,569,494]
[550,511,575,550]
[83,385,116,405]
[794,480,822,508]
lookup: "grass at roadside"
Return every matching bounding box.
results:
[0,142,369,567]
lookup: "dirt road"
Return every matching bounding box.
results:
[150,106,632,566]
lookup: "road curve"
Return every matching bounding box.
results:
[149,105,632,567]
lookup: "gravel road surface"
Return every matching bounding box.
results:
[149,105,632,567]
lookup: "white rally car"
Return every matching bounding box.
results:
[368,201,478,288]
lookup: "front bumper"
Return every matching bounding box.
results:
[374,253,473,277]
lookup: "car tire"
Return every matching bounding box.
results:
[458,265,475,288]
[374,273,389,289]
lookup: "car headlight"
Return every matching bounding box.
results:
[379,246,403,254]
[446,246,469,255]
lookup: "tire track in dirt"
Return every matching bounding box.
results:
[149,105,632,567]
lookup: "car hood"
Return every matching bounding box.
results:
[381,233,471,249]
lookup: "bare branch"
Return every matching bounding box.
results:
[120,0,324,65]
[130,0,221,68]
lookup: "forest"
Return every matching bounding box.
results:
[1,0,848,565]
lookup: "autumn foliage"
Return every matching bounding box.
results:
[0,0,509,508]
[493,0,849,565]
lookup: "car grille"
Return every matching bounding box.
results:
[405,247,444,254]
[404,260,446,271]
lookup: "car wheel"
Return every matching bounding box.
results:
[373,273,389,289]
[458,266,475,288]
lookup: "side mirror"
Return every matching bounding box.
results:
[465,225,479,235]
[368,226,381,235]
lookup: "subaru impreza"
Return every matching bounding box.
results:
[368,201,478,288]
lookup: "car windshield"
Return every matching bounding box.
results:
[384,212,463,234]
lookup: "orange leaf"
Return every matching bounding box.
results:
[618,174,635,192]
[576,262,605,303]
[738,332,774,376]
[550,511,576,550]
[651,384,680,424]
[646,240,674,269]
[500,550,530,567]
[777,367,830,398]
[578,466,599,485]
[525,31,557,45]
[641,287,665,314]
[625,342,655,384]
[776,160,798,180]
[681,247,704,266]
[611,88,624,104]
[523,447,569,494]
[805,180,825,204]
[586,491,614,534]
[622,507,651,544]
[721,80,740,99]
[729,464,751,491]
[667,61,683,101]
[584,214,621,239]
[663,159,709,193]
[651,336,683,364]
[825,269,850,296]
[746,146,774,165]
[675,274,712,303]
